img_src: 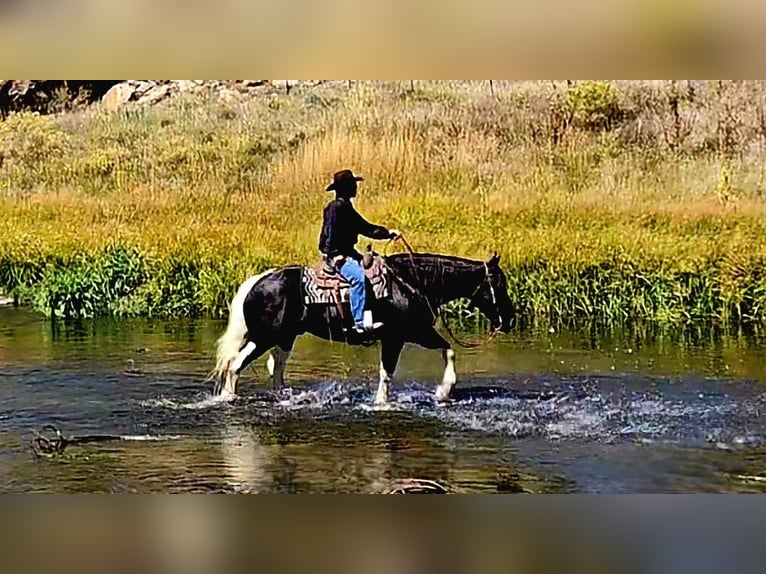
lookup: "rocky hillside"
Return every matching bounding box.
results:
[0,80,120,116]
[0,80,323,116]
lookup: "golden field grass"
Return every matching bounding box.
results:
[2,80,766,327]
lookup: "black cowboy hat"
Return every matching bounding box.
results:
[326,169,364,191]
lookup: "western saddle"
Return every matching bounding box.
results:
[301,246,391,320]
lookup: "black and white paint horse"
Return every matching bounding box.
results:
[211,252,513,406]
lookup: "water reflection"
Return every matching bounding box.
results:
[5,307,766,383]
[1,306,766,493]
[218,422,274,492]
[211,409,492,494]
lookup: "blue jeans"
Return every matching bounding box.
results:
[338,257,366,328]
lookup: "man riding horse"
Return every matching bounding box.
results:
[318,169,399,340]
[211,169,513,405]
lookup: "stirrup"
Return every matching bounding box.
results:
[345,324,383,345]
[353,322,384,333]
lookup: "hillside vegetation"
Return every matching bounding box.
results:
[2,80,766,331]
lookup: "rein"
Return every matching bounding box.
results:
[30,424,127,458]
[384,235,500,349]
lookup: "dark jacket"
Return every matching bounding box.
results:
[318,197,390,260]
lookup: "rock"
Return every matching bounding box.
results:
[136,84,171,106]
[7,80,33,98]
[218,87,242,103]
[175,80,203,93]
[129,80,158,97]
[102,82,136,112]
[382,478,452,494]
[2,80,322,116]
[102,81,176,110]
[270,80,298,91]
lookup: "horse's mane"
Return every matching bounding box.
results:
[384,252,483,267]
[383,252,484,292]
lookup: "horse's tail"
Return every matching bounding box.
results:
[209,269,275,390]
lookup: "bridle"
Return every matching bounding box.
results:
[385,235,502,349]
[477,262,502,327]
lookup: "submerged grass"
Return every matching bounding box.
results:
[3,80,766,330]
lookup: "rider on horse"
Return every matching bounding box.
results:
[319,169,399,338]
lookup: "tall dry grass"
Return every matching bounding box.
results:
[2,80,766,328]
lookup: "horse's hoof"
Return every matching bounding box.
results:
[372,400,392,411]
[435,388,451,404]
[214,390,238,403]
[435,394,452,406]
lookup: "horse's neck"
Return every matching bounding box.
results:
[397,254,483,306]
[439,261,485,304]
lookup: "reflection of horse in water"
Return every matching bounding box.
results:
[211,250,513,406]
[217,419,430,494]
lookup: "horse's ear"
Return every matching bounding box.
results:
[488,252,500,266]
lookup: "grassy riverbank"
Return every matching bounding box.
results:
[3,80,766,329]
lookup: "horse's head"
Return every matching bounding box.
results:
[470,253,513,334]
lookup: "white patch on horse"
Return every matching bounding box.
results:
[231,341,256,372]
[376,361,392,407]
[212,269,275,396]
[435,349,456,402]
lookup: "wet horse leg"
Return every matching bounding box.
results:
[266,338,295,390]
[376,337,404,406]
[438,348,457,402]
[223,340,267,397]
[414,329,455,403]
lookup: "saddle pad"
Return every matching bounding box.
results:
[302,262,390,305]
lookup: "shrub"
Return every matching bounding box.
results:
[565,81,623,131]
[0,111,72,193]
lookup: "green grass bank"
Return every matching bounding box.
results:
[2,80,766,331]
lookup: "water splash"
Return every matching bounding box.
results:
[427,382,766,448]
[139,392,237,411]
[136,377,765,449]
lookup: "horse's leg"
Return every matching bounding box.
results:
[414,329,455,403]
[223,341,268,397]
[376,337,404,406]
[266,337,296,390]
[438,348,457,403]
